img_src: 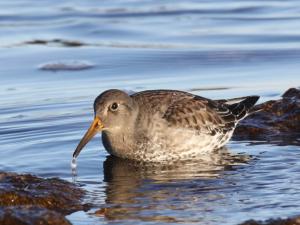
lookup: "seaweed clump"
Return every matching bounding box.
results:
[0,172,89,225]
[234,88,300,145]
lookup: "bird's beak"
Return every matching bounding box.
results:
[73,117,104,158]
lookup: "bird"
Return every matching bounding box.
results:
[73,89,259,162]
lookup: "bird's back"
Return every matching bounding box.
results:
[131,90,195,116]
[132,90,259,130]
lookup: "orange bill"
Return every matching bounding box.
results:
[73,117,104,158]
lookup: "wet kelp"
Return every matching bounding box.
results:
[0,172,89,225]
[234,88,300,145]
[0,207,72,225]
[240,216,300,225]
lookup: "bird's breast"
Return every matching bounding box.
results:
[101,131,137,159]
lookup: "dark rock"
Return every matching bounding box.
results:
[25,39,87,47]
[39,60,95,72]
[240,216,300,225]
[0,171,90,225]
[25,40,48,45]
[233,88,300,145]
[52,39,85,47]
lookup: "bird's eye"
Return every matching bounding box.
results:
[110,102,119,111]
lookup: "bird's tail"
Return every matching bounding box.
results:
[222,96,260,121]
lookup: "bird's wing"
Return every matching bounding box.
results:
[162,96,237,135]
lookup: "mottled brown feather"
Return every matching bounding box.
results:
[132,90,259,137]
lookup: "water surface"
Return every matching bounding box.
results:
[0,0,300,224]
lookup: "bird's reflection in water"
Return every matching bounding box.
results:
[94,147,250,223]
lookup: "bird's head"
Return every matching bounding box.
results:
[73,89,137,158]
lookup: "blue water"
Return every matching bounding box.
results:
[0,0,300,224]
